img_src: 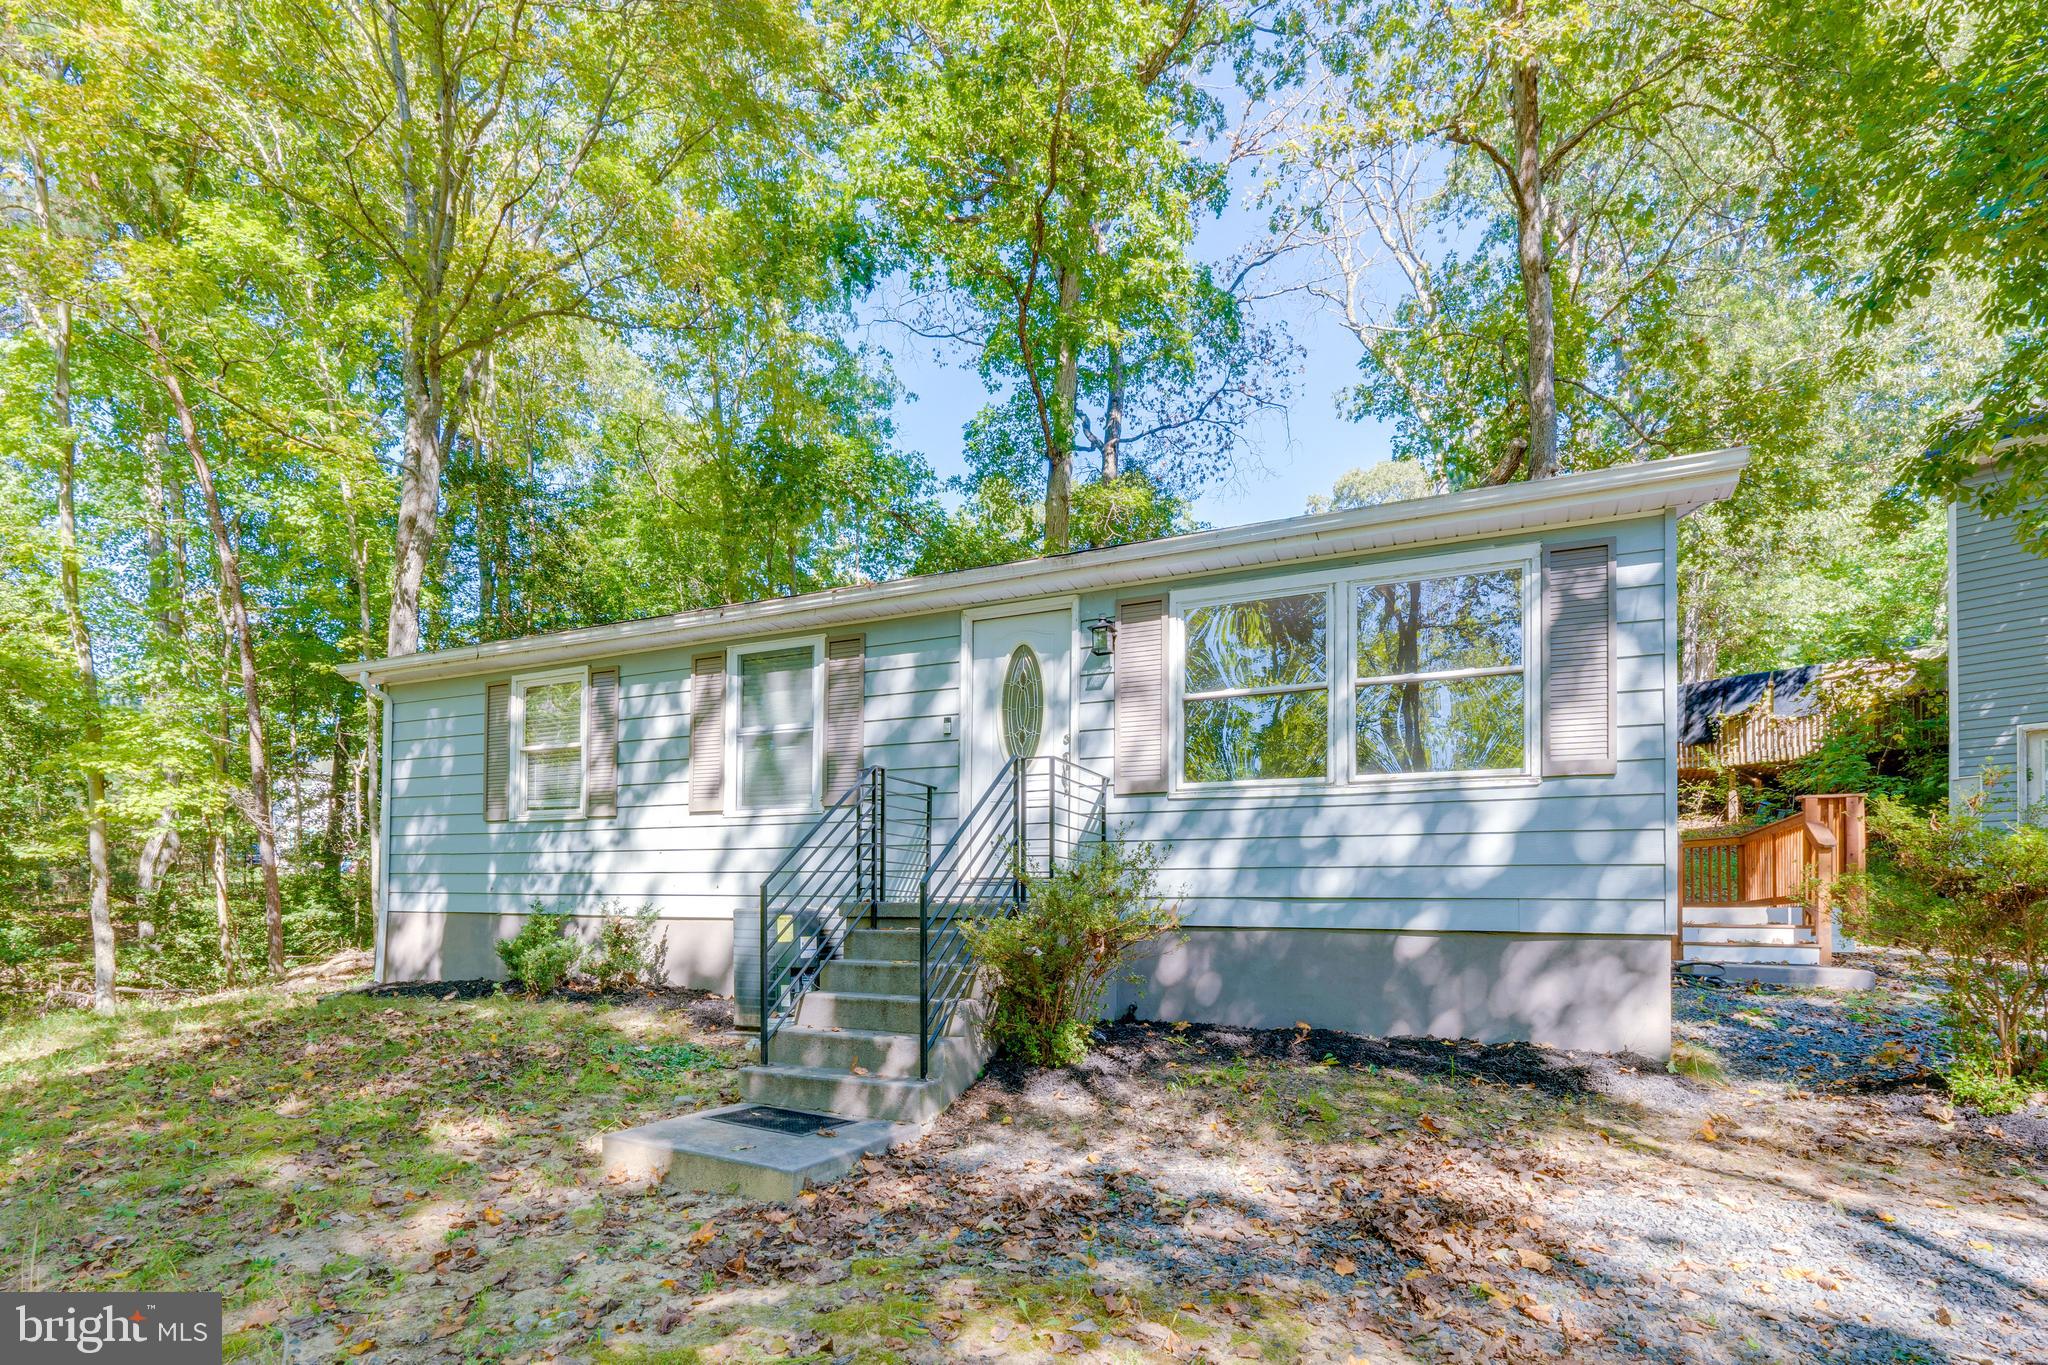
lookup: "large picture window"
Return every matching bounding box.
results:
[1180,590,1330,784]
[1353,568,1526,776]
[733,642,821,813]
[1169,556,1533,791]
[513,670,586,817]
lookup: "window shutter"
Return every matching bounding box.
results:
[823,634,865,803]
[586,667,619,817]
[689,651,726,814]
[1542,542,1616,777]
[484,682,511,821]
[1114,597,1168,795]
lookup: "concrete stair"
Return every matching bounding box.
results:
[605,900,990,1201]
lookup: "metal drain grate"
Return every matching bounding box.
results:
[706,1105,843,1136]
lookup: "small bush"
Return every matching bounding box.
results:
[1847,792,2048,1091]
[964,838,1180,1067]
[496,902,580,997]
[582,901,664,993]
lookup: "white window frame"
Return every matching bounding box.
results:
[1342,550,1539,786]
[2019,722,2048,824]
[1169,570,1338,794]
[1166,547,1542,796]
[509,665,589,821]
[726,636,827,816]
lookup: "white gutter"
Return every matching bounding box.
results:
[341,446,1749,686]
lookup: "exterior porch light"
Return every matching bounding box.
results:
[1088,615,1116,657]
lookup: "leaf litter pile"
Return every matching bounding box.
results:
[1,961,2043,1362]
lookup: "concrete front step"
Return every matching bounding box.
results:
[821,957,922,996]
[741,1027,984,1125]
[1682,924,1807,947]
[1682,943,1822,966]
[764,1024,923,1074]
[794,990,922,1033]
[1677,961,1877,991]
[602,1104,906,1202]
[842,926,922,961]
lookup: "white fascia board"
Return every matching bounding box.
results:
[342,446,1749,687]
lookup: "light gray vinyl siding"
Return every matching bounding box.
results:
[382,612,962,1016]
[1950,489,2048,824]
[382,510,1683,1004]
[1076,514,1676,938]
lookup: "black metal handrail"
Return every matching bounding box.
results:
[916,755,1109,1077]
[758,766,934,1062]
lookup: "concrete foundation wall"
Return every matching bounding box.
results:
[1105,926,1672,1059]
[383,910,733,991]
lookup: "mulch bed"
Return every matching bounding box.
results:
[985,1017,1653,1099]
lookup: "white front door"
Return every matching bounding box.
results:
[964,604,1075,804]
[2023,726,2048,824]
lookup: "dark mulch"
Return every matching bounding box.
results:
[356,978,739,1032]
[979,1016,1650,1099]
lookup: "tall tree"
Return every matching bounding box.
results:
[855,0,1262,549]
[17,145,117,1011]
[190,0,817,654]
[1279,0,1722,482]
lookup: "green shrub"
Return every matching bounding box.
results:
[1848,792,2048,1090]
[963,839,1180,1067]
[496,902,580,997]
[582,901,664,993]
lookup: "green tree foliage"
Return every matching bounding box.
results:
[851,0,1274,550]
[1739,0,2048,540]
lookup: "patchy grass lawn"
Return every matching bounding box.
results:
[3,958,2044,1363]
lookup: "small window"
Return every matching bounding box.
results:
[1181,590,1329,784]
[1353,568,1526,776]
[514,671,586,817]
[1002,646,1044,759]
[734,643,820,812]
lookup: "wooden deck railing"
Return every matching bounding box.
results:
[1679,793,1867,967]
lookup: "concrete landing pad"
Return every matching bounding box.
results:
[601,1103,900,1202]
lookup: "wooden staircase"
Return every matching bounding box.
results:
[1676,794,1874,989]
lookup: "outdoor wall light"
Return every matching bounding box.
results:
[1088,615,1117,657]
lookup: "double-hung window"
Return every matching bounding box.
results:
[1179,588,1331,785]
[1352,567,1528,777]
[731,641,822,813]
[513,669,587,817]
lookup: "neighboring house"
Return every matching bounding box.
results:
[1949,487,2048,825]
[1678,658,1942,801]
[342,448,1749,1062]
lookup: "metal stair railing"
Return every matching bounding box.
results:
[758,766,934,1063]
[916,755,1109,1078]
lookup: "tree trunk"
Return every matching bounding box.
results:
[137,398,184,898]
[52,309,117,1015]
[143,321,287,977]
[1508,21,1560,482]
[211,826,237,986]
[1045,264,1083,552]
[31,149,116,1014]
[1102,341,1124,480]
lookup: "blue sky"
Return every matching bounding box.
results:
[869,181,1405,529]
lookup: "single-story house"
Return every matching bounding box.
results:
[1949,481,2048,825]
[343,448,1750,1062]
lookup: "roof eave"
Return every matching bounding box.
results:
[339,445,1748,686]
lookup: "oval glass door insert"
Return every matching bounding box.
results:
[1001,645,1044,759]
